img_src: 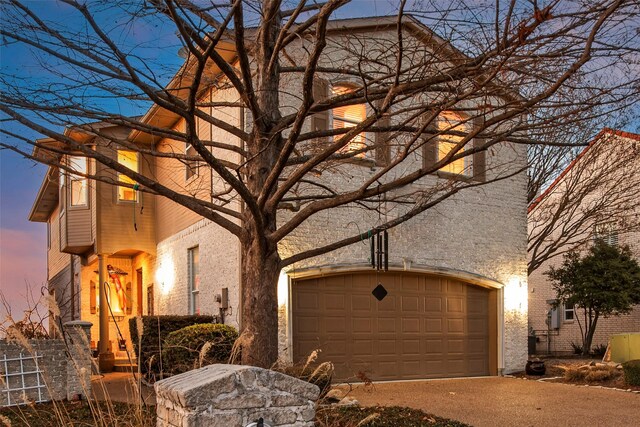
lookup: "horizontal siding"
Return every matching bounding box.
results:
[48,205,70,279]
[155,87,243,242]
[67,208,92,247]
[95,138,156,255]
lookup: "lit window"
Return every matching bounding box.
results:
[188,246,200,315]
[185,143,199,180]
[69,156,88,207]
[332,84,366,157]
[117,150,138,202]
[564,303,575,321]
[437,111,473,176]
[594,222,618,246]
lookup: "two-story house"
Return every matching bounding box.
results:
[29,16,529,379]
[528,128,640,354]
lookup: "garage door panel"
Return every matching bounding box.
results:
[377,318,396,333]
[401,295,419,311]
[325,293,346,309]
[425,318,442,333]
[378,339,397,355]
[447,318,464,333]
[402,317,421,333]
[293,272,491,381]
[402,339,421,355]
[325,317,347,333]
[447,297,464,313]
[352,294,371,311]
[377,295,396,312]
[352,317,373,333]
[425,297,442,312]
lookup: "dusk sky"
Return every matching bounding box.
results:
[1,0,637,322]
[0,0,403,322]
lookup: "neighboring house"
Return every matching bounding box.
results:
[28,16,529,379]
[528,129,640,355]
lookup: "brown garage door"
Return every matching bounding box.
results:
[292,271,494,381]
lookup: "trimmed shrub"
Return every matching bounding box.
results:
[128,315,217,381]
[622,359,640,386]
[162,323,238,376]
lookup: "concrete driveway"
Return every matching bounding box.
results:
[346,377,640,427]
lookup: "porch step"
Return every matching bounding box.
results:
[113,358,138,373]
[113,364,137,373]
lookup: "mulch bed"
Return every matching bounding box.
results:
[316,405,471,427]
[0,400,469,427]
[0,400,155,426]
[512,357,640,392]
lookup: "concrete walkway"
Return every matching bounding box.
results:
[91,372,156,405]
[346,377,640,427]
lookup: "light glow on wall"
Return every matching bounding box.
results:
[504,276,528,313]
[156,255,175,295]
[277,270,289,307]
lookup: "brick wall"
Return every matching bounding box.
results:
[152,25,529,374]
[528,132,640,354]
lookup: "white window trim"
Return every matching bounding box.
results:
[563,303,575,322]
[68,156,89,209]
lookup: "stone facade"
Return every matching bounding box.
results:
[0,321,93,406]
[529,130,640,354]
[155,364,319,427]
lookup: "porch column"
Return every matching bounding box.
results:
[98,254,114,372]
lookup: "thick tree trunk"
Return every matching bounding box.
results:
[239,221,281,368]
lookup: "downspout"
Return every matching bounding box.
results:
[498,286,505,375]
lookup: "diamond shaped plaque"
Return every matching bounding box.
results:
[372,284,388,301]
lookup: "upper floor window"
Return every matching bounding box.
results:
[68,156,88,207]
[563,303,575,322]
[117,150,138,202]
[185,143,199,180]
[594,222,618,246]
[437,111,473,176]
[188,246,200,315]
[332,84,366,157]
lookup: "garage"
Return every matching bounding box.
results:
[292,271,498,381]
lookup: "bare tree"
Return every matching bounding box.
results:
[1,0,639,367]
[528,128,640,275]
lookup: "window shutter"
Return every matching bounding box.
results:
[421,115,438,171]
[375,109,391,166]
[125,281,132,315]
[311,79,329,137]
[473,116,487,182]
[90,280,96,314]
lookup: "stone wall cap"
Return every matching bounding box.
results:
[64,320,93,327]
[155,364,320,407]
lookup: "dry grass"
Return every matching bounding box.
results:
[560,364,622,383]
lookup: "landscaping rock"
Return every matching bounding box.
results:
[155,364,319,427]
[337,396,360,406]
